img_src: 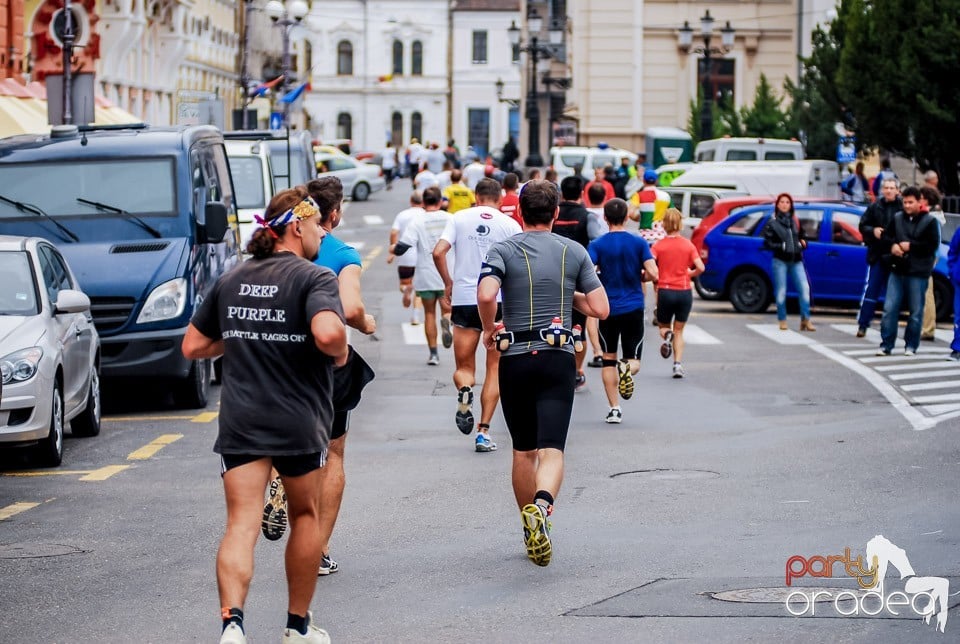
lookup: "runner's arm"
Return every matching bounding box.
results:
[433,239,454,301]
[689,256,706,278]
[642,258,659,283]
[477,275,501,349]
[181,324,224,359]
[387,228,399,263]
[311,310,349,366]
[338,264,376,334]
[573,286,609,320]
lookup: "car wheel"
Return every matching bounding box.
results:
[174,359,210,409]
[933,275,954,323]
[694,276,723,301]
[71,367,101,437]
[36,381,65,467]
[353,182,371,201]
[729,271,771,314]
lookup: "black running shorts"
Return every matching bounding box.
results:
[397,266,415,280]
[220,452,325,477]
[451,303,502,331]
[598,306,645,360]
[498,350,577,452]
[656,289,693,324]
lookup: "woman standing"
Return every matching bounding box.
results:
[762,193,816,331]
[652,208,705,378]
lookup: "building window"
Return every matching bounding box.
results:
[392,40,404,75]
[337,112,352,140]
[411,41,423,76]
[468,108,490,159]
[697,58,735,105]
[512,44,520,63]
[472,31,487,64]
[391,111,403,147]
[411,112,423,142]
[337,41,353,75]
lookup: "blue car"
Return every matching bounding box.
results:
[699,202,955,320]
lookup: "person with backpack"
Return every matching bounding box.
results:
[841,161,871,204]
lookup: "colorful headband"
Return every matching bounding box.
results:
[254,196,320,234]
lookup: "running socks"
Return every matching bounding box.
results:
[286,612,308,636]
[534,490,554,515]
[222,607,244,633]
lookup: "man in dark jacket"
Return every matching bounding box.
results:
[877,186,941,356]
[856,177,902,336]
[553,175,591,387]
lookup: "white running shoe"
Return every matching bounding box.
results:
[605,407,623,424]
[220,623,247,644]
[282,612,331,644]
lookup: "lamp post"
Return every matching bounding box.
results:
[507,9,562,168]
[61,0,76,124]
[678,10,734,141]
[265,0,309,127]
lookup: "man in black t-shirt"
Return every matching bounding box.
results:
[183,187,347,643]
[552,175,591,388]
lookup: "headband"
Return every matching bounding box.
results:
[254,196,320,237]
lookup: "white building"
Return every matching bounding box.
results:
[451,0,520,160]
[303,0,450,153]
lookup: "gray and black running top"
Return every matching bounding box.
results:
[481,231,602,357]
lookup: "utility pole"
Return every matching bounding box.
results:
[62,0,75,124]
[240,0,252,129]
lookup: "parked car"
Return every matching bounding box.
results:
[550,145,637,180]
[660,186,748,234]
[698,203,955,321]
[0,236,100,466]
[224,130,316,191]
[315,152,386,201]
[225,140,275,249]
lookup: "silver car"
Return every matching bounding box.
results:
[0,236,100,467]
[315,152,386,201]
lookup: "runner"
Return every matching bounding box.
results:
[588,198,659,423]
[392,186,454,363]
[433,178,521,452]
[388,191,425,325]
[478,180,609,566]
[182,187,346,644]
[652,208,705,378]
[584,182,609,369]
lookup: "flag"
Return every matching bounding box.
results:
[378,73,393,83]
[277,81,311,105]
[249,75,284,97]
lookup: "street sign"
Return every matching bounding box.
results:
[270,112,283,131]
[836,136,856,165]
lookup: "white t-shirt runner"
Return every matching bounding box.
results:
[440,206,522,306]
[391,206,423,268]
[400,209,453,291]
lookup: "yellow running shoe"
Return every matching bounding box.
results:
[520,503,552,566]
[617,359,634,400]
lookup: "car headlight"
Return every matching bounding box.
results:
[136,278,188,324]
[1,347,43,385]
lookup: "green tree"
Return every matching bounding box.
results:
[741,74,791,139]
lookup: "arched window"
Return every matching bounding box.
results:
[411,112,422,142]
[411,41,423,76]
[337,41,353,75]
[391,111,403,148]
[392,40,404,75]
[337,113,352,140]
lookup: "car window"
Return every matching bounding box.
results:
[726,150,758,161]
[559,153,586,169]
[765,151,797,160]
[0,250,38,315]
[664,190,686,208]
[326,157,355,172]
[689,194,716,218]
[725,211,766,236]
[798,209,824,240]
[229,157,266,209]
[697,150,715,162]
[590,154,617,170]
[831,211,864,245]
[38,245,72,306]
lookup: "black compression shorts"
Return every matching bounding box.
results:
[220,452,325,477]
[397,266,415,280]
[451,303,502,331]
[598,307,645,360]
[656,289,693,324]
[498,350,576,452]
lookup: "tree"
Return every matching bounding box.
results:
[741,74,791,139]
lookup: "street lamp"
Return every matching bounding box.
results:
[507,8,563,168]
[678,10,735,140]
[495,77,519,107]
[265,0,309,127]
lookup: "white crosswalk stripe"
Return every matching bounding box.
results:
[745,324,816,345]
[680,324,723,345]
[362,215,384,226]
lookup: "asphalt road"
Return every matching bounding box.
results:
[1,184,958,643]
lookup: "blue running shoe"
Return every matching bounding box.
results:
[475,433,497,452]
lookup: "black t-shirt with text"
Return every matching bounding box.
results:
[191,252,344,456]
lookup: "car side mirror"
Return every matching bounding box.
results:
[55,289,91,314]
[200,201,229,243]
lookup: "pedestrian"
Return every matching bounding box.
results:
[392,186,454,364]
[871,157,898,197]
[182,187,347,644]
[920,186,946,341]
[433,178,522,452]
[948,221,960,361]
[652,208,705,378]
[544,168,559,186]
[424,142,446,174]
[436,160,454,192]
[407,137,424,187]
[923,169,941,195]
[414,165,438,191]
[501,136,519,172]
[463,156,487,191]
[856,178,901,336]
[762,193,816,332]
[581,166,615,204]
[877,186,940,356]
[588,198,659,423]
[500,172,522,227]
[553,176,592,390]
[841,161,872,204]
[388,191,425,325]
[629,169,670,245]
[478,180,609,566]
[380,141,398,190]
[584,182,609,369]
[442,168,476,214]
[613,156,635,199]
[527,168,542,182]
[444,139,461,168]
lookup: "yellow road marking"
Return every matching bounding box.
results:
[79,465,130,481]
[127,434,183,460]
[104,415,196,422]
[0,501,41,520]
[191,411,219,423]
[361,245,383,272]
[2,470,92,477]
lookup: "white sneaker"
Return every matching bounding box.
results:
[220,623,247,644]
[282,612,331,644]
[904,349,916,357]
[605,407,622,424]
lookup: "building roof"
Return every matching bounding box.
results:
[454,0,519,11]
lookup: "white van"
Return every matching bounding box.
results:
[669,160,841,199]
[550,146,637,180]
[694,137,804,162]
[225,140,275,249]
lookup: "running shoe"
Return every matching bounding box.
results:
[875,348,891,356]
[427,353,440,366]
[220,623,246,644]
[261,476,287,541]
[617,359,634,400]
[605,407,622,424]
[949,351,960,361]
[672,362,685,379]
[520,503,553,567]
[317,553,339,576]
[588,355,604,368]
[660,331,673,359]
[441,317,453,348]
[904,349,916,357]
[475,433,497,452]
[574,373,587,392]
[281,612,331,644]
[456,386,474,435]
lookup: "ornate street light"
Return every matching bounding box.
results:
[678,10,735,140]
